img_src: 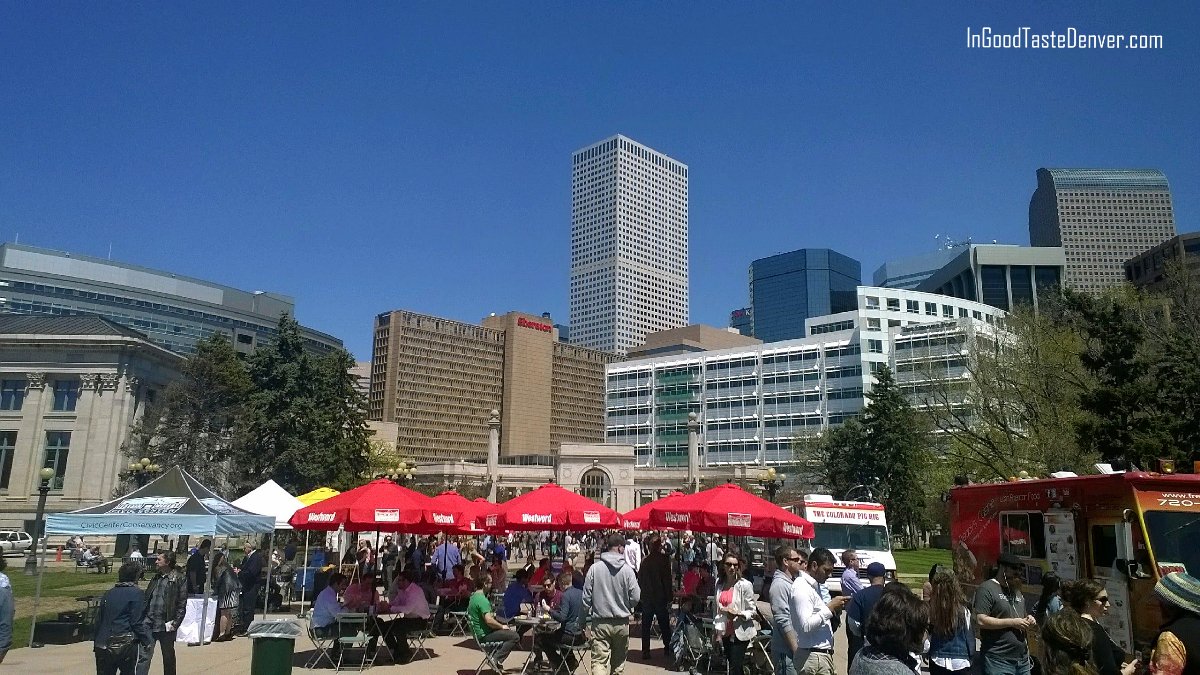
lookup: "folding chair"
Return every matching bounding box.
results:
[305,617,337,669]
[405,618,435,663]
[747,630,774,675]
[334,614,374,672]
[473,633,509,675]
[552,633,591,675]
[448,609,470,638]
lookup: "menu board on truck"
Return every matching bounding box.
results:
[1044,509,1079,580]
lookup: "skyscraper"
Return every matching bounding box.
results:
[748,248,861,342]
[1029,168,1176,293]
[570,135,689,355]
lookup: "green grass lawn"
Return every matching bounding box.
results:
[893,548,951,577]
[6,562,118,649]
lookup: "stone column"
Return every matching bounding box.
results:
[486,409,500,502]
[686,412,700,493]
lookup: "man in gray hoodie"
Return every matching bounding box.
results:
[769,546,808,675]
[584,533,641,675]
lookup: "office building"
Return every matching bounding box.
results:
[729,308,753,336]
[1029,168,1177,293]
[0,243,341,357]
[1125,232,1200,290]
[0,315,184,530]
[569,135,689,355]
[369,309,615,463]
[606,287,1000,468]
[749,249,861,342]
[916,244,1066,312]
[873,246,967,290]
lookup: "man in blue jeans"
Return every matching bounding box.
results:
[973,553,1036,675]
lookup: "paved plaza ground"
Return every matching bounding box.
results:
[8,612,854,674]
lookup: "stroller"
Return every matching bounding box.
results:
[671,598,717,675]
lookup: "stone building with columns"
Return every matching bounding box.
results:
[0,315,183,532]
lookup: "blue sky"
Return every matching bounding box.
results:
[2,2,1198,360]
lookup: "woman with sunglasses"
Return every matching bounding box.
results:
[713,552,756,675]
[1060,580,1137,675]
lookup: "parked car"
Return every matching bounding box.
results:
[0,531,33,554]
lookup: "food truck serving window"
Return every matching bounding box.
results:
[1143,511,1200,576]
[1000,512,1046,559]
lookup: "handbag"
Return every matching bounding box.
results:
[98,590,138,658]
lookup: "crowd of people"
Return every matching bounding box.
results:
[82,529,1200,675]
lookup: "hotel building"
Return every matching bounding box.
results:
[569,135,689,355]
[605,288,1001,468]
[368,310,615,463]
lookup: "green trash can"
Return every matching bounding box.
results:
[247,620,302,675]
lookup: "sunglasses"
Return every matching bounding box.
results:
[1097,596,1110,604]
[723,562,739,567]
[786,557,803,562]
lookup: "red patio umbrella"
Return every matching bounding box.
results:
[621,492,687,530]
[483,483,621,531]
[428,491,496,534]
[647,483,814,539]
[288,479,462,532]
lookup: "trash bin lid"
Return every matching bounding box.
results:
[246,620,302,640]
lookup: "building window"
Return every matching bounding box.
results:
[942,305,954,318]
[0,380,25,411]
[43,431,71,490]
[906,300,920,314]
[0,431,14,490]
[867,339,883,354]
[579,468,612,508]
[925,302,938,316]
[52,380,80,412]
[886,298,900,312]
[867,318,881,330]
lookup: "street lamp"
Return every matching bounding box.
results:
[25,467,56,575]
[384,460,416,485]
[757,467,784,503]
[124,457,161,488]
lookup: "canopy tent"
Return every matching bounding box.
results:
[46,466,277,536]
[621,491,687,530]
[39,466,275,648]
[482,483,621,532]
[232,479,306,530]
[646,483,815,539]
[288,479,463,533]
[296,486,340,506]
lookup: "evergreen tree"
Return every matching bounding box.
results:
[120,333,251,494]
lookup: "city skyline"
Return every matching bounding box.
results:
[3,4,1197,359]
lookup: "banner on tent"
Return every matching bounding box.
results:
[583,511,600,524]
[111,497,188,515]
[728,513,752,528]
[375,509,399,523]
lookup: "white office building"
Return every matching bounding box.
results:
[570,135,689,355]
[606,287,1001,468]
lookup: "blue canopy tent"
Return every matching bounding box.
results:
[40,466,276,646]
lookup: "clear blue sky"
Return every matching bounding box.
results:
[2,3,1197,360]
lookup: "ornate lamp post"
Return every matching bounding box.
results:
[24,467,56,575]
[384,460,416,485]
[124,457,161,488]
[757,467,784,503]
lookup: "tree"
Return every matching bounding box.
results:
[119,333,251,494]
[811,367,932,545]
[231,314,370,493]
[916,306,1096,481]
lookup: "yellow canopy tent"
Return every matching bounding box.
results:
[296,486,340,506]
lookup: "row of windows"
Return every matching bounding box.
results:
[0,379,79,412]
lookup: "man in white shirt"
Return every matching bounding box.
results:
[312,573,351,638]
[624,535,642,572]
[789,548,848,675]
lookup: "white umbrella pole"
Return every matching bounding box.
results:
[297,532,310,618]
[262,530,274,621]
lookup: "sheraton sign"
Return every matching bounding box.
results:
[517,317,553,333]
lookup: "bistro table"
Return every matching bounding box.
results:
[512,615,561,675]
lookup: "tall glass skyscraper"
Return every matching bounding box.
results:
[569,135,689,355]
[1029,168,1176,293]
[749,249,861,342]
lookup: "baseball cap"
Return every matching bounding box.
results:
[997,553,1024,569]
[866,562,886,578]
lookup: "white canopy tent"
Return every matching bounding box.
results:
[232,479,305,530]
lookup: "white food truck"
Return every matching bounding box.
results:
[788,494,898,595]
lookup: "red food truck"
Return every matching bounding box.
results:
[949,471,1200,654]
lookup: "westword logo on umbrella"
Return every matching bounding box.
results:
[432,513,456,525]
[307,512,336,523]
[522,513,553,524]
[664,512,690,524]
